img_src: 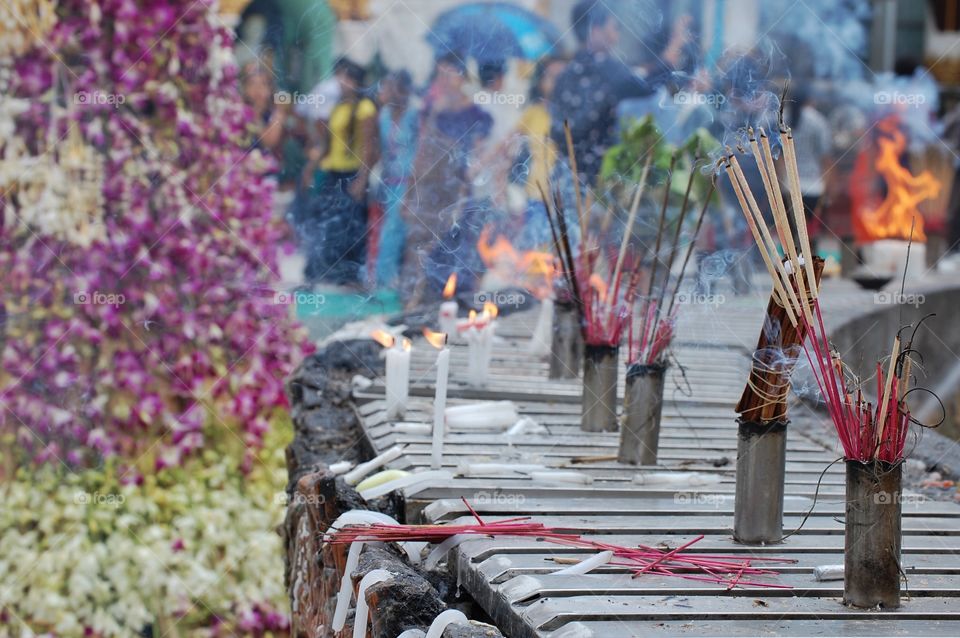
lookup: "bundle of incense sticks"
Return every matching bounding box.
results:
[539,124,656,347]
[724,121,917,461]
[627,160,715,366]
[329,500,795,588]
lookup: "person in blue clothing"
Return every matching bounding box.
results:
[374,70,418,288]
[550,1,691,185]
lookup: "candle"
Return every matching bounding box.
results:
[461,303,498,387]
[424,328,449,470]
[528,297,554,355]
[384,337,411,418]
[438,273,459,336]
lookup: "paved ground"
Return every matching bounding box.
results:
[347,281,960,637]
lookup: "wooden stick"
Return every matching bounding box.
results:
[724,158,798,327]
[646,153,678,298]
[666,178,715,316]
[648,154,699,349]
[754,129,814,327]
[609,153,654,300]
[781,129,818,298]
[728,155,803,325]
[874,335,901,450]
[564,120,589,241]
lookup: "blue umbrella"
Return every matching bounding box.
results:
[426,2,563,62]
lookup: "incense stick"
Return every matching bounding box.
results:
[609,153,654,302]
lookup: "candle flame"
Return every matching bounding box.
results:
[468,309,477,321]
[442,273,457,299]
[371,329,395,348]
[423,328,447,349]
[483,302,498,319]
[402,338,412,352]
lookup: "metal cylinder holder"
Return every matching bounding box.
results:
[734,419,788,544]
[549,301,583,379]
[844,460,902,609]
[581,344,619,432]
[619,363,667,465]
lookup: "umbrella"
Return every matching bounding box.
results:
[426,2,563,62]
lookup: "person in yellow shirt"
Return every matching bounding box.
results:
[505,56,566,248]
[302,57,378,285]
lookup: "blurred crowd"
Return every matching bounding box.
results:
[238,1,956,307]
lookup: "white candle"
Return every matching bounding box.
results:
[384,338,411,418]
[462,311,496,387]
[431,346,450,470]
[438,300,459,336]
[528,297,554,355]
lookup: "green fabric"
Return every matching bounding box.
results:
[281,0,336,92]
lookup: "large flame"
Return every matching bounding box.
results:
[856,117,939,242]
[476,226,554,298]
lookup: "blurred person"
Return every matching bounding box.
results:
[301,57,378,285]
[401,53,493,308]
[241,62,288,153]
[550,1,691,184]
[373,70,419,288]
[506,56,567,247]
[787,88,832,235]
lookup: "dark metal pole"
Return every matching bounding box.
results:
[549,300,583,379]
[844,460,902,609]
[734,419,788,544]
[581,345,619,432]
[619,363,666,464]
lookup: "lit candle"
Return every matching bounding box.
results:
[384,338,411,418]
[438,273,459,336]
[424,328,449,470]
[372,330,411,419]
[460,303,498,387]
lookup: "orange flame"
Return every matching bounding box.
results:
[483,302,498,319]
[476,226,555,298]
[588,273,608,302]
[371,329,395,348]
[442,273,457,299]
[857,117,938,242]
[423,328,447,349]
[401,338,412,352]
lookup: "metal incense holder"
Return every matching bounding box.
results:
[734,418,788,544]
[549,300,583,379]
[844,459,902,609]
[581,344,619,432]
[619,362,667,465]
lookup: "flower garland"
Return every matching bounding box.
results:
[0,0,313,472]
